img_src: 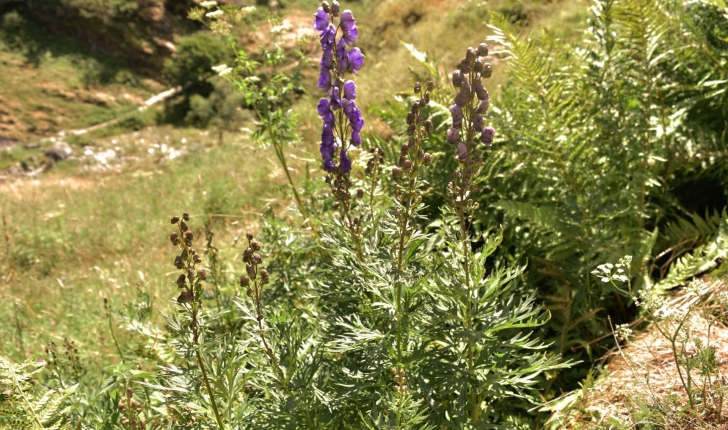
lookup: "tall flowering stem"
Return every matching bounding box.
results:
[391,82,434,365]
[445,43,496,422]
[314,1,366,256]
[168,213,224,428]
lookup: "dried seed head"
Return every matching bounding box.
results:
[260,269,270,285]
[197,268,206,281]
[251,240,261,251]
[252,253,263,264]
[477,42,489,57]
[414,82,421,93]
[246,264,256,279]
[170,216,180,224]
[182,213,190,221]
[246,231,254,241]
[185,231,193,240]
[170,232,179,246]
[176,274,186,287]
[423,153,432,166]
[356,188,365,198]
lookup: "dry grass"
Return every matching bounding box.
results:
[559,279,728,429]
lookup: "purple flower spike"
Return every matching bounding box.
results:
[348,48,363,74]
[313,8,329,32]
[343,80,356,100]
[481,126,496,146]
[340,148,352,174]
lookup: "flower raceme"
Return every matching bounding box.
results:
[314,1,364,174]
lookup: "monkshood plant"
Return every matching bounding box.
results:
[309,6,572,425]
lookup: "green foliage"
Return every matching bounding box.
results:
[164,32,230,96]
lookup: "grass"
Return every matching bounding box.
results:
[0,125,319,369]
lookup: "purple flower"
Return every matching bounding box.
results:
[343,26,358,44]
[481,126,496,146]
[317,98,331,117]
[450,104,463,127]
[321,47,333,69]
[454,92,468,107]
[344,102,364,132]
[337,39,349,72]
[348,48,363,74]
[320,24,336,49]
[340,10,355,31]
[340,148,352,174]
[351,130,361,146]
[318,65,332,90]
[343,80,356,100]
[313,8,329,32]
[321,143,337,172]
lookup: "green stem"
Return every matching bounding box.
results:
[192,305,225,428]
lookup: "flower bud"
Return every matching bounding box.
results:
[477,99,490,115]
[460,78,471,96]
[423,152,432,166]
[331,0,340,15]
[176,274,186,287]
[446,127,459,145]
[403,159,412,171]
[197,268,206,281]
[477,42,489,57]
[466,47,477,61]
[452,70,463,88]
[240,275,250,287]
[170,232,179,246]
[174,255,183,269]
[414,82,421,93]
[459,58,471,74]
[481,126,496,146]
[418,148,425,159]
[474,115,485,132]
[243,247,253,263]
[246,231,254,241]
[411,101,420,111]
[406,112,415,125]
[194,254,202,263]
[457,142,468,160]
[180,221,188,232]
[246,264,256,279]
[392,167,402,180]
[251,240,261,251]
[483,63,492,78]
[475,81,488,100]
[426,81,434,91]
[322,1,330,13]
[185,231,193,240]
[407,124,416,135]
[333,201,340,209]
[260,269,270,285]
[357,188,365,198]
[400,143,409,155]
[182,213,190,221]
[454,92,468,107]
[170,216,180,224]
[423,92,430,104]
[473,58,484,73]
[424,119,433,132]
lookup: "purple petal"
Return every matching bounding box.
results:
[446,127,459,145]
[457,142,467,160]
[318,65,331,90]
[343,80,356,100]
[340,148,351,174]
[337,39,349,72]
[348,47,363,74]
[313,8,329,32]
[317,98,331,117]
[320,24,336,49]
[473,115,485,132]
[351,130,361,147]
[321,47,333,69]
[449,104,463,126]
[340,10,355,31]
[481,126,496,146]
[342,26,358,44]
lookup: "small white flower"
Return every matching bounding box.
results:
[200,1,217,7]
[206,10,223,18]
[242,6,256,13]
[601,277,610,283]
